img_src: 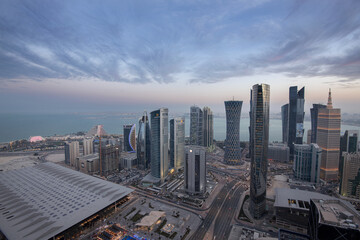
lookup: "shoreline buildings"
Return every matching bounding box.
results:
[249,84,270,219]
[317,89,341,182]
[224,100,243,165]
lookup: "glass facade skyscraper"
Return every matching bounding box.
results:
[190,106,203,146]
[170,117,185,170]
[203,107,214,147]
[184,146,206,195]
[310,104,326,143]
[150,108,168,181]
[137,112,151,169]
[293,143,321,183]
[224,100,243,165]
[250,84,270,219]
[285,86,305,157]
[123,124,136,152]
[281,104,289,144]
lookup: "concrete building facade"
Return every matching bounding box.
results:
[293,144,322,183]
[170,117,185,170]
[184,146,206,195]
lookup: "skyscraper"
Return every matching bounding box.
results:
[150,108,169,181]
[137,112,151,169]
[170,118,185,170]
[317,89,341,182]
[64,141,79,167]
[310,104,326,143]
[203,107,214,147]
[340,153,360,198]
[281,104,289,144]
[339,130,359,188]
[250,84,270,219]
[83,138,94,156]
[99,141,120,176]
[293,144,322,183]
[184,146,206,195]
[224,100,243,165]
[190,106,203,146]
[287,86,305,155]
[123,124,136,152]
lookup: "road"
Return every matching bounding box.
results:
[189,180,237,240]
[213,185,244,240]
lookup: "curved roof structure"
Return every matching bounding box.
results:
[0,162,133,240]
[28,136,45,142]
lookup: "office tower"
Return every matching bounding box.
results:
[281,104,289,144]
[123,124,136,152]
[184,146,206,195]
[64,141,79,167]
[293,144,322,183]
[249,84,270,219]
[339,130,359,182]
[317,89,341,182]
[307,130,311,144]
[224,100,243,165]
[308,199,360,240]
[137,112,151,169]
[268,143,290,163]
[288,86,305,155]
[83,138,94,156]
[203,107,214,147]
[190,106,203,146]
[150,108,169,181]
[99,141,120,176]
[310,104,326,143]
[170,118,185,170]
[340,153,360,198]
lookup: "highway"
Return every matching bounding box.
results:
[189,180,237,240]
[213,185,244,240]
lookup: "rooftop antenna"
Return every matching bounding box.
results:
[327,88,333,109]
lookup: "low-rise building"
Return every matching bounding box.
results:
[120,152,137,169]
[268,143,290,163]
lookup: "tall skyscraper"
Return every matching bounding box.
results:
[64,141,79,167]
[249,84,270,219]
[281,104,289,144]
[150,108,169,181]
[203,107,214,147]
[190,106,203,146]
[184,146,206,195]
[339,130,359,188]
[317,89,341,182]
[287,86,305,155]
[310,104,326,143]
[293,144,322,183]
[123,124,136,152]
[83,138,94,156]
[137,112,151,169]
[340,153,360,199]
[224,100,243,165]
[170,118,185,170]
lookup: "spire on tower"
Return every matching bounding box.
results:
[327,88,333,109]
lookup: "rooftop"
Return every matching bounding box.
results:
[0,162,133,240]
[312,199,360,229]
[136,211,165,227]
[274,188,333,210]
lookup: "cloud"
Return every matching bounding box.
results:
[0,0,359,85]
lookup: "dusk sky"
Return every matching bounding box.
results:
[1,0,359,114]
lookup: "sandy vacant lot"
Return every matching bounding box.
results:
[0,155,38,171]
[45,153,65,162]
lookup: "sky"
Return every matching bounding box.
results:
[0,0,360,114]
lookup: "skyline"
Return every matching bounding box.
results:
[1,0,360,113]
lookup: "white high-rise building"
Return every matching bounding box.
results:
[170,117,185,170]
[65,141,79,167]
[184,146,206,195]
[83,138,94,156]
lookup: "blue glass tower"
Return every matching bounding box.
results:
[150,108,168,181]
[310,104,326,143]
[288,86,305,156]
[224,100,243,165]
